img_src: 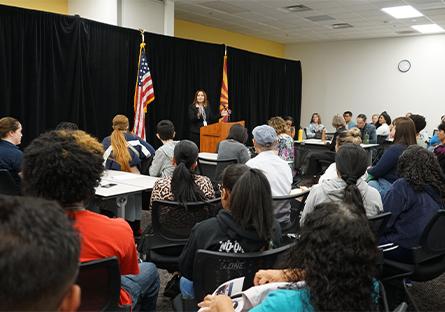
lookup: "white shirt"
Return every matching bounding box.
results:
[376,123,390,136]
[318,162,368,184]
[246,150,292,196]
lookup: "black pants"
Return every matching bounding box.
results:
[305,151,335,176]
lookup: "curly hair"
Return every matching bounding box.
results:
[398,145,445,201]
[22,130,104,206]
[0,196,79,310]
[287,202,377,311]
[268,116,287,135]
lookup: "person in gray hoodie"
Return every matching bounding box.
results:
[301,144,382,225]
[149,120,179,177]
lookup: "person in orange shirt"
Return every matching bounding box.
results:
[22,130,160,311]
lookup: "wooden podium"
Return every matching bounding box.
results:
[200,120,245,152]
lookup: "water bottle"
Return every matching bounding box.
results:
[298,128,303,142]
[364,133,369,144]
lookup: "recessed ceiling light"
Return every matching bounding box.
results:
[331,23,353,29]
[381,5,423,19]
[411,24,444,33]
[284,5,312,12]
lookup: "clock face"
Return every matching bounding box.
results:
[398,60,411,73]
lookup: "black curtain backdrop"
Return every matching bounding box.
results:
[227,47,302,137]
[0,5,301,148]
[0,5,224,147]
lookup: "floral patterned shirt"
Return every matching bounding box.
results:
[277,133,294,162]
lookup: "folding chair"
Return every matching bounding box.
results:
[142,198,221,272]
[76,257,125,312]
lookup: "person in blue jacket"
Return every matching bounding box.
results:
[102,114,155,173]
[368,117,417,198]
[381,145,445,263]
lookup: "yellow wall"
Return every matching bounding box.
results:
[175,18,284,58]
[0,0,67,14]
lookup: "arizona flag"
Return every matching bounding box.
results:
[219,54,230,122]
[133,42,155,140]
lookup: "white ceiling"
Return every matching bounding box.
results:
[174,0,445,43]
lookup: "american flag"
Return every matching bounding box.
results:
[133,43,155,140]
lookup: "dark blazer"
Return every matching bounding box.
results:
[188,104,212,135]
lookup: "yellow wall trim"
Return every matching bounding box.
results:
[175,18,284,58]
[0,0,68,14]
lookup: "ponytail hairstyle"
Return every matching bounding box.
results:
[171,140,206,203]
[110,115,131,172]
[335,144,368,214]
[0,117,20,139]
[230,168,274,243]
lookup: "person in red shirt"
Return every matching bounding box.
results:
[22,130,160,311]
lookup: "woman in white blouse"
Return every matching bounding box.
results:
[376,111,392,137]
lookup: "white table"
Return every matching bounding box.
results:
[95,170,159,219]
[295,140,378,165]
[198,152,218,161]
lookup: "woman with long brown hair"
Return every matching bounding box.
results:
[188,89,212,148]
[368,116,417,198]
[102,114,155,173]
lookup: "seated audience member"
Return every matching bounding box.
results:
[199,201,379,312]
[371,113,379,127]
[381,145,445,263]
[305,114,347,176]
[215,124,250,182]
[306,113,324,138]
[409,114,427,148]
[268,116,294,161]
[149,120,178,177]
[356,114,377,144]
[283,116,296,138]
[318,128,362,183]
[301,144,382,224]
[217,124,250,164]
[0,196,80,312]
[22,130,160,311]
[375,111,391,138]
[343,110,357,129]
[178,166,281,298]
[150,140,215,208]
[102,114,155,173]
[0,117,23,189]
[55,121,79,131]
[433,122,445,174]
[246,125,292,225]
[429,115,445,147]
[368,117,417,198]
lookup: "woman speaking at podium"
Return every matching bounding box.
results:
[188,89,212,148]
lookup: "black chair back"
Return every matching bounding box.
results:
[272,189,310,234]
[0,169,19,195]
[76,257,121,312]
[192,243,295,301]
[197,157,237,183]
[416,209,445,262]
[144,198,220,271]
[368,212,392,240]
[152,198,221,239]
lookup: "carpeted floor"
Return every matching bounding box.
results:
[141,211,445,311]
